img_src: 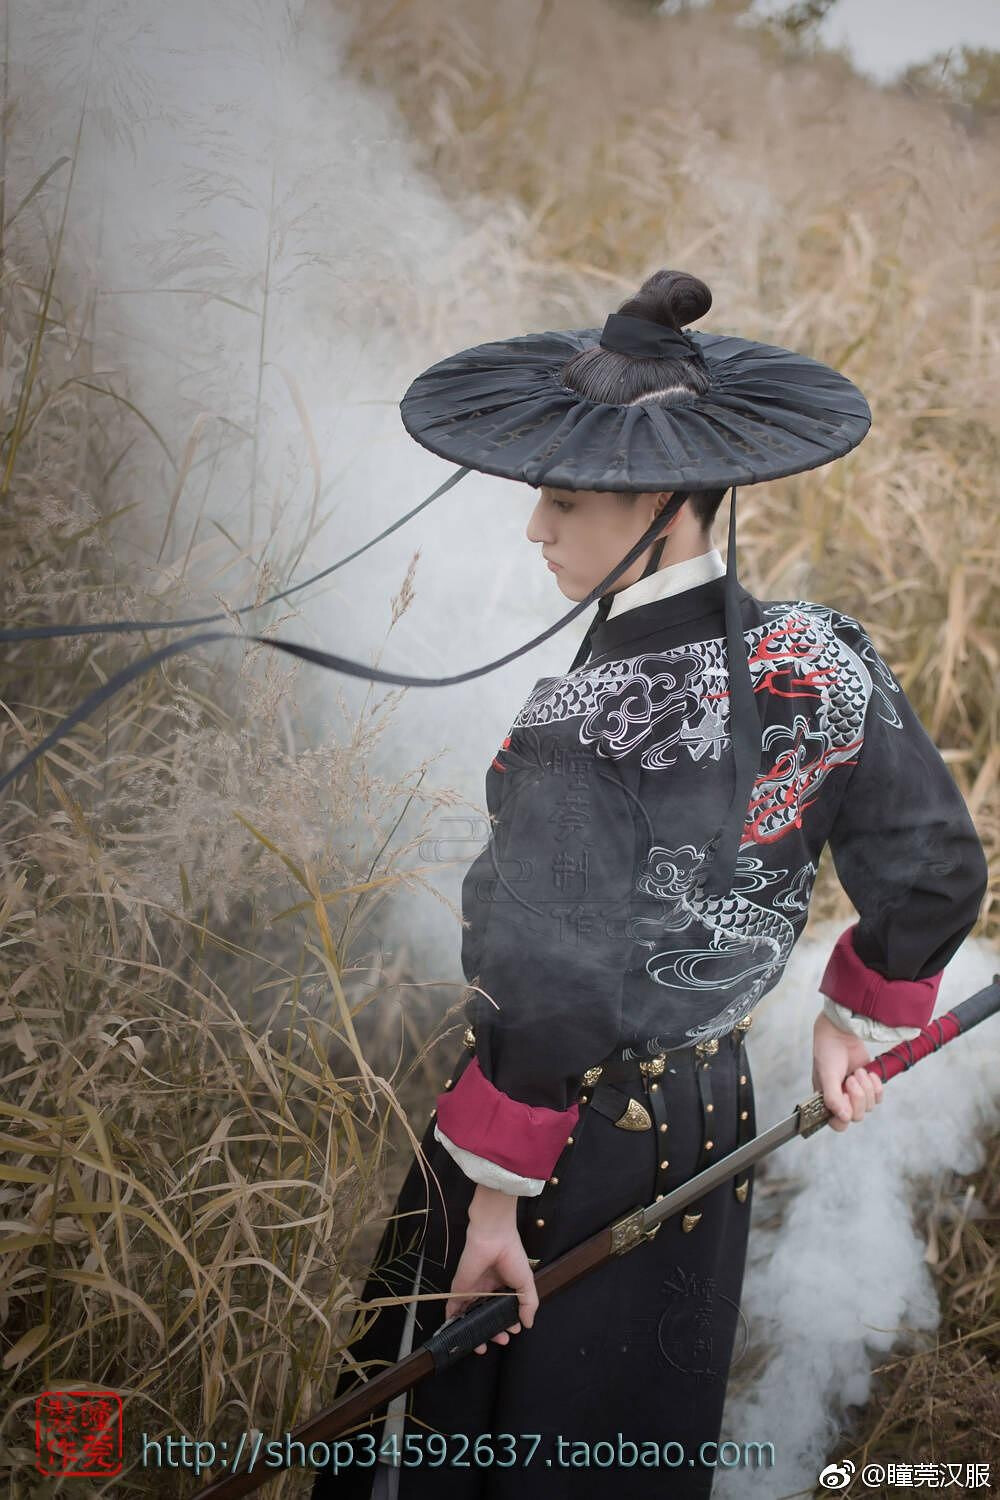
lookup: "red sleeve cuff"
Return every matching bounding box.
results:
[435,1057,578,1182]
[819,924,942,1029]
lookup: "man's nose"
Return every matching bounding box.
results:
[525,496,552,542]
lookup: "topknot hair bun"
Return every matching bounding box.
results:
[617,269,712,332]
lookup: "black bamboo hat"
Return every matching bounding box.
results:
[398,292,872,900]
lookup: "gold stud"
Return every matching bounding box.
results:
[656,1193,664,1201]
[734,1180,749,1202]
[579,1094,589,1105]
[659,1122,668,1133]
[705,1139,714,1149]
[740,1109,749,1121]
[566,1135,574,1145]
[649,1082,659,1092]
[659,1159,669,1170]
[740,1075,747,1085]
[535,1218,545,1228]
[549,1175,559,1185]
[444,1078,452,1088]
[706,1103,714,1112]
[682,1211,702,1232]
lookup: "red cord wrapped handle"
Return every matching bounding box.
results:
[866,974,1000,1083]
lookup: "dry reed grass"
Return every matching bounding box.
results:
[0,150,472,1496]
[0,0,997,1491]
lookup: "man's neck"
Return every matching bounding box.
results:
[606,545,726,620]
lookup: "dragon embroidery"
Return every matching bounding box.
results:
[504,602,904,1045]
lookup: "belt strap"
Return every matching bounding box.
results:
[732,1019,754,1203]
[586,1079,642,1127]
[646,1066,671,1199]
[675,1039,717,1233]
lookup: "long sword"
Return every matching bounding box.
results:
[192,974,1000,1499]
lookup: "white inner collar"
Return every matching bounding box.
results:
[605,548,726,620]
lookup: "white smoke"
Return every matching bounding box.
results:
[7,5,998,1493]
[716,921,1000,1497]
[7,0,572,970]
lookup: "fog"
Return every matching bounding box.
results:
[9,0,581,959]
[6,3,998,1494]
[715,923,999,1496]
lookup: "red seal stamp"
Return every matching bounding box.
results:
[35,1390,123,1476]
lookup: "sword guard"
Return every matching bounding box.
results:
[610,1205,661,1255]
[797,1089,831,1138]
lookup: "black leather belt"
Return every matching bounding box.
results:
[585,1020,755,1228]
[458,1019,755,1260]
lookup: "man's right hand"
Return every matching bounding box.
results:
[812,1009,883,1132]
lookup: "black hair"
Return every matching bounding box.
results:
[560,268,728,533]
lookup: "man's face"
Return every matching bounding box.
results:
[525,487,674,602]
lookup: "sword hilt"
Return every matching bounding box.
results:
[424,1291,522,1371]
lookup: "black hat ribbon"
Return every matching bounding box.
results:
[598,313,702,363]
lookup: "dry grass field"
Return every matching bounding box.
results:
[0,0,996,1492]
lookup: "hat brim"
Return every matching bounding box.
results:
[399,328,871,492]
